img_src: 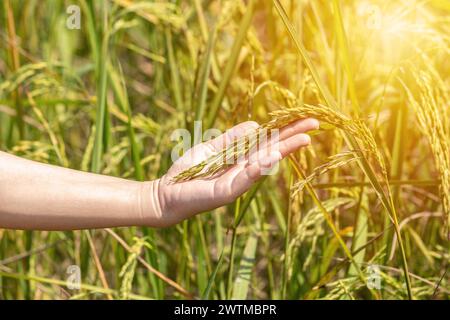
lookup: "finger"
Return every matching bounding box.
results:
[249,118,318,155]
[277,133,311,158]
[212,152,277,202]
[278,118,319,141]
[220,151,282,200]
[214,130,313,201]
[207,121,259,151]
[230,133,311,195]
[248,131,311,164]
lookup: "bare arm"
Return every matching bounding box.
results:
[0,119,318,231]
[0,151,161,230]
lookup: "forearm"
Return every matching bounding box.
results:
[0,151,163,230]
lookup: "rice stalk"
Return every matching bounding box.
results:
[401,68,450,232]
[90,1,110,174]
[288,155,381,300]
[4,0,24,139]
[206,0,256,128]
[119,237,152,300]
[286,197,356,276]
[272,0,413,298]
[0,270,150,300]
[292,151,360,195]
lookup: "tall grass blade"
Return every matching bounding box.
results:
[231,232,258,300]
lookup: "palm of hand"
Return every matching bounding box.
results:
[156,119,318,226]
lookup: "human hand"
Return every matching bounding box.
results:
[151,118,319,227]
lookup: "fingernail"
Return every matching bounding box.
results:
[300,134,311,145]
[310,118,320,130]
[269,150,282,165]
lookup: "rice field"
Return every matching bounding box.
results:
[0,0,449,300]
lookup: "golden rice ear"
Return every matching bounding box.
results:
[292,151,360,196]
[402,67,450,228]
[174,102,386,185]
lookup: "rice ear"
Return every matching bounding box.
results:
[174,102,386,184]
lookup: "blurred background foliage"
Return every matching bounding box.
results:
[0,0,449,299]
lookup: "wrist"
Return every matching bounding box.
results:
[138,179,166,227]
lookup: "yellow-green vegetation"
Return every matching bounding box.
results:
[0,0,449,300]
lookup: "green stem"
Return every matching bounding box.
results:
[206,0,256,128]
[273,0,413,299]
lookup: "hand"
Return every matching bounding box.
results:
[152,118,319,227]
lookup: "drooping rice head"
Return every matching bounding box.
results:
[174,97,387,187]
[402,66,450,230]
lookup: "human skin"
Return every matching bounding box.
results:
[0,118,319,230]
